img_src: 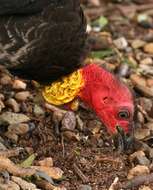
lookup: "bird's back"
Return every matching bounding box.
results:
[0,0,87,84]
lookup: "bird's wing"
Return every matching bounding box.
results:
[0,0,87,84]
[0,0,52,15]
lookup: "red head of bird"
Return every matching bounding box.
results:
[79,64,134,135]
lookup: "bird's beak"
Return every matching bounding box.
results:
[113,124,134,152]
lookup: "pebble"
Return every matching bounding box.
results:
[117,64,130,77]
[140,58,153,65]
[137,156,150,166]
[38,157,53,167]
[147,79,153,88]
[0,141,7,150]
[0,75,12,85]
[0,112,30,125]
[79,185,92,190]
[61,111,76,131]
[4,132,18,142]
[145,122,153,131]
[15,91,31,101]
[130,151,150,166]
[130,74,153,98]
[139,97,153,114]
[144,43,153,54]
[139,186,152,190]
[130,74,146,86]
[12,176,37,190]
[8,123,30,135]
[128,165,150,180]
[5,98,20,113]
[33,104,45,116]
[12,79,27,90]
[0,179,20,190]
[113,37,128,50]
[139,64,153,75]
[134,128,150,140]
[131,39,146,49]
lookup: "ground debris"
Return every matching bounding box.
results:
[11,176,38,190]
[0,0,153,189]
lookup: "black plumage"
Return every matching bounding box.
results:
[0,0,87,84]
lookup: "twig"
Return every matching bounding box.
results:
[0,148,24,158]
[73,163,89,183]
[45,103,66,115]
[109,177,119,190]
[95,156,121,164]
[36,180,63,190]
[61,135,65,158]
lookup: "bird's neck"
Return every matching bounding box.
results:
[42,64,104,109]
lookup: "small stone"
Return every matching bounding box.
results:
[117,64,130,77]
[147,79,153,88]
[131,39,146,49]
[139,97,153,114]
[130,150,150,166]
[128,165,150,180]
[128,56,138,67]
[134,128,150,140]
[139,64,153,75]
[61,111,76,131]
[130,74,146,86]
[38,157,53,167]
[138,156,150,166]
[12,80,27,90]
[0,141,7,150]
[33,104,44,116]
[140,58,153,65]
[8,123,29,135]
[6,98,20,112]
[130,150,145,160]
[79,185,92,190]
[144,43,153,54]
[4,132,18,142]
[0,179,20,190]
[145,122,153,131]
[139,186,152,190]
[0,75,12,85]
[0,112,30,125]
[113,37,128,50]
[11,176,37,190]
[137,14,149,23]
[15,91,31,101]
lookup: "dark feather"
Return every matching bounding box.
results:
[0,0,87,84]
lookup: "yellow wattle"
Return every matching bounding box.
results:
[42,69,84,106]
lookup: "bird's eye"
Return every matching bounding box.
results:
[118,110,130,120]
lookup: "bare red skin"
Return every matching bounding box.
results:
[78,64,134,134]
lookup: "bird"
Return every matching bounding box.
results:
[0,0,134,150]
